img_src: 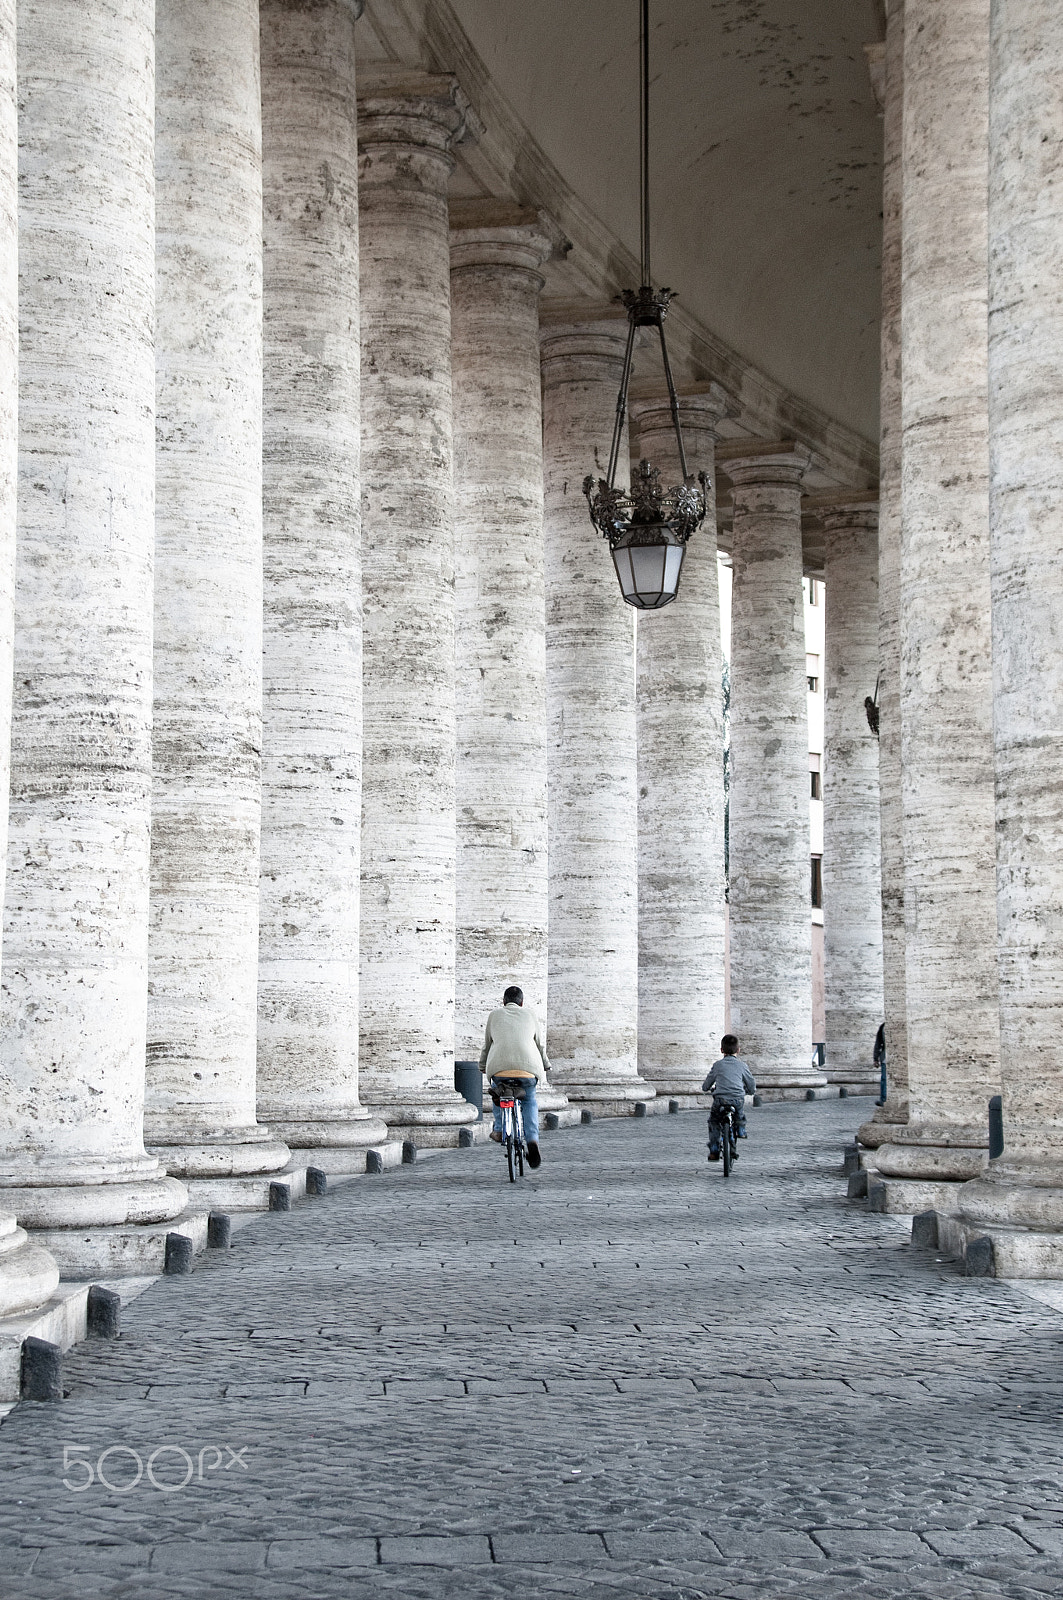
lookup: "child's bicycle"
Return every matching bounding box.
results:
[491,1077,529,1183]
[708,1101,740,1177]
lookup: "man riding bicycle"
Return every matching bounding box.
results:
[704,1034,756,1161]
[479,986,549,1169]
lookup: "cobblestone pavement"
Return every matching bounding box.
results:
[2,1098,1063,1598]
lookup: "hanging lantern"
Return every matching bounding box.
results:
[582,4,707,610]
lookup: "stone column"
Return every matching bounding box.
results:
[256,0,387,1166]
[146,0,289,1183]
[719,441,825,1098]
[450,203,570,1115]
[540,312,651,1112]
[0,0,186,1245]
[0,0,58,1313]
[958,0,1063,1273]
[632,389,729,1103]
[871,0,999,1210]
[357,73,476,1143]
[818,498,883,1095]
[861,0,909,1147]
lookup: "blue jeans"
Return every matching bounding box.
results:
[708,1096,745,1155]
[490,1077,539,1142]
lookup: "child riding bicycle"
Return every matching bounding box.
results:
[704,1034,756,1161]
[479,985,550,1169]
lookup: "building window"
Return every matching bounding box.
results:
[807,577,820,605]
[807,675,819,694]
[811,854,823,909]
[810,770,821,800]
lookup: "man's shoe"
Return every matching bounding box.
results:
[707,1151,721,1161]
[489,1131,502,1144]
[526,1141,542,1169]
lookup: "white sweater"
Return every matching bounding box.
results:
[478,1003,551,1085]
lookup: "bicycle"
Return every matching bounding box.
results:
[491,1076,529,1183]
[708,1101,739,1177]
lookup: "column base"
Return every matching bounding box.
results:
[263,1111,391,1151]
[856,1104,910,1147]
[874,1141,988,1183]
[0,1161,188,1230]
[28,1206,209,1277]
[362,1092,479,1149]
[548,1069,657,1116]
[0,1215,60,1318]
[146,1124,291,1180]
[865,1176,970,1214]
[933,1209,1063,1279]
[754,1081,833,1103]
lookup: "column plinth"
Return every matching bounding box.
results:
[0,0,186,1236]
[874,0,999,1201]
[256,0,387,1161]
[820,502,884,1096]
[450,203,571,1118]
[540,315,651,1110]
[722,444,824,1097]
[145,0,289,1182]
[357,74,477,1142]
[633,389,729,1102]
[956,0,1063,1274]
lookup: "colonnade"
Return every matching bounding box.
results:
[0,0,898,1308]
[858,0,1063,1275]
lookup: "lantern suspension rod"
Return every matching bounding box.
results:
[640,0,651,286]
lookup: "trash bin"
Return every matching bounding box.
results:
[454,1060,483,1121]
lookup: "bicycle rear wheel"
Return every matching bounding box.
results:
[506,1127,516,1183]
[722,1117,732,1177]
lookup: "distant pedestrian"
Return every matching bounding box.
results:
[703,1034,756,1160]
[479,986,550,1169]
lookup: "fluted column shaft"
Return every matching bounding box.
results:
[724,444,823,1096]
[821,504,884,1090]
[0,0,59,1311]
[866,0,910,1137]
[357,74,475,1141]
[633,391,728,1100]
[540,316,649,1109]
[146,0,288,1181]
[450,206,555,1065]
[876,0,999,1190]
[959,0,1063,1260]
[0,0,185,1233]
[256,0,386,1162]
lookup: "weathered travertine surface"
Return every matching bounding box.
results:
[450,204,556,1068]
[960,0,1063,1244]
[878,0,999,1184]
[0,0,184,1229]
[633,391,728,1100]
[540,315,650,1108]
[861,0,909,1145]
[0,0,58,1311]
[723,443,823,1096]
[821,502,883,1091]
[357,74,476,1140]
[256,0,386,1161]
[147,0,288,1180]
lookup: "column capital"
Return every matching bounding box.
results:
[630,382,735,439]
[449,200,568,277]
[539,301,629,385]
[357,69,479,157]
[804,490,879,536]
[716,437,813,489]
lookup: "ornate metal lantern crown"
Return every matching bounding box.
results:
[583,1,706,610]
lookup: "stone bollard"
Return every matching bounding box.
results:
[988,1094,1004,1161]
[306,1168,327,1196]
[668,1100,680,1114]
[911,1211,939,1249]
[458,1127,474,1148]
[633,1101,647,1118]
[86,1285,121,1339]
[843,1144,861,1177]
[164,1233,194,1275]
[581,1109,593,1125]
[866,1181,887,1212]
[207,1212,232,1249]
[402,1140,417,1165]
[847,1170,868,1200]
[21,1337,62,1402]
[268,1182,291,1212]
[965,1236,995,1277]
[366,1150,384,1174]
[544,1112,560,1131]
